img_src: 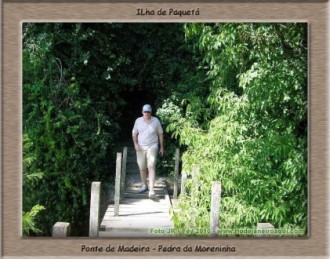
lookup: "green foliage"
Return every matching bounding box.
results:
[159,23,308,236]
[22,205,46,236]
[22,23,191,236]
[23,22,308,237]
[23,23,124,235]
[23,133,46,236]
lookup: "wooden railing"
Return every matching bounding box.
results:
[120,147,128,198]
[114,152,122,216]
[89,181,101,237]
[53,146,274,237]
[173,149,275,237]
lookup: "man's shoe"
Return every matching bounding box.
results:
[138,184,148,193]
[149,190,155,198]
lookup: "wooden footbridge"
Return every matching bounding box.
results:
[51,145,275,238]
[86,146,226,238]
[88,145,180,237]
[98,181,173,237]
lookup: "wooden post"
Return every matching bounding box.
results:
[120,147,128,198]
[114,152,122,216]
[89,181,101,237]
[192,165,200,191]
[173,148,180,199]
[256,223,275,237]
[181,171,187,196]
[52,222,70,237]
[210,181,221,237]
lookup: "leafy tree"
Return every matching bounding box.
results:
[23,23,125,235]
[158,23,307,236]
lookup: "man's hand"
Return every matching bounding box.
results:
[134,143,140,151]
[159,147,164,157]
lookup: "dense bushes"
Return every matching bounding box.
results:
[22,23,190,235]
[23,24,124,235]
[157,23,307,235]
[23,23,307,236]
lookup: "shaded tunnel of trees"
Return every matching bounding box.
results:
[23,23,307,236]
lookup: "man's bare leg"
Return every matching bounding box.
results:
[138,168,148,193]
[148,167,155,195]
[140,168,148,186]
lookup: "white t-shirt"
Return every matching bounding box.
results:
[132,117,163,148]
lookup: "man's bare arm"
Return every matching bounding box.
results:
[159,133,164,156]
[132,133,140,151]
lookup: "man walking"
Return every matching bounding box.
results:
[132,104,164,198]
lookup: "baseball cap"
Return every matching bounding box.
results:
[142,104,152,113]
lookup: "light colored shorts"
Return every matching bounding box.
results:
[136,144,159,170]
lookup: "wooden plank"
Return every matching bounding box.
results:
[125,186,165,191]
[114,153,122,216]
[127,185,165,190]
[104,208,170,214]
[126,187,165,191]
[102,214,170,220]
[104,206,170,212]
[104,211,170,216]
[103,212,170,217]
[89,182,101,237]
[101,217,172,223]
[103,205,170,214]
[116,203,167,208]
[107,201,169,206]
[98,232,153,237]
[98,229,177,237]
[99,179,174,236]
[106,205,168,210]
[104,212,169,217]
[105,209,169,213]
[124,190,164,194]
[100,226,174,232]
[123,194,164,198]
[101,218,173,228]
[102,218,170,224]
[104,212,170,217]
[210,181,221,237]
[101,224,173,230]
[120,147,128,198]
[101,212,171,222]
[123,194,164,199]
[118,198,168,204]
[100,225,173,230]
[122,197,165,204]
[103,214,169,220]
[106,203,168,209]
[52,222,70,237]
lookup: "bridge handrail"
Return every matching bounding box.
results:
[114,152,122,216]
[89,181,101,237]
[120,147,128,198]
